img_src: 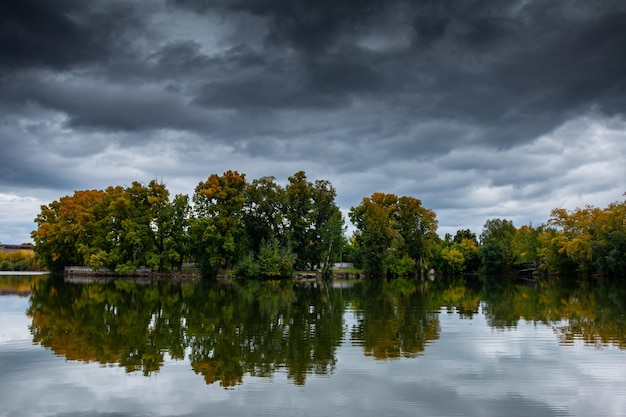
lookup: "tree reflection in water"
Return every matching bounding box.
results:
[27,275,626,387]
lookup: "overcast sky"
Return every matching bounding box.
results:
[1,0,625,244]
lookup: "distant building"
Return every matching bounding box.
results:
[0,244,34,254]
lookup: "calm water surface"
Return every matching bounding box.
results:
[1,274,625,417]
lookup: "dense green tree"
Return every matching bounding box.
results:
[86,185,126,271]
[235,238,296,279]
[284,171,314,270]
[349,193,438,277]
[592,200,626,276]
[453,229,477,244]
[242,176,286,253]
[146,180,172,272]
[394,196,438,274]
[349,193,398,276]
[479,218,517,274]
[256,239,295,278]
[434,229,480,276]
[192,171,247,277]
[284,172,344,271]
[117,181,155,272]
[512,224,541,264]
[164,194,192,271]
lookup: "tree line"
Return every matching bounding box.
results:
[31,171,626,278]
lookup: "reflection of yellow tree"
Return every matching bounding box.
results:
[438,279,481,318]
[480,276,626,349]
[0,274,46,296]
[547,280,626,349]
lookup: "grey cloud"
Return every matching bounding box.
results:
[4,74,213,134]
[0,1,144,74]
[3,0,625,145]
[389,380,569,417]
[192,49,387,112]
[172,0,388,53]
[0,126,75,190]
[146,42,269,85]
[0,1,100,71]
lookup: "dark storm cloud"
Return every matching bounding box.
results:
[0,1,99,71]
[172,0,387,52]
[193,52,384,110]
[3,77,212,133]
[0,1,143,74]
[3,0,625,143]
[168,0,626,148]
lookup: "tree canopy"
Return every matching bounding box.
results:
[349,193,438,277]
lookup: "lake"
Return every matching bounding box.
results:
[1,273,625,417]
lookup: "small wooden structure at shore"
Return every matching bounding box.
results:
[515,261,539,276]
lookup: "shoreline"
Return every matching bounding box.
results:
[62,267,362,283]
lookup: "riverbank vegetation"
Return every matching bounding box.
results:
[30,171,625,279]
[0,247,40,271]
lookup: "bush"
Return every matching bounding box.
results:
[235,240,295,279]
[234,252,259,277]
[115,262,138,275]
[386,254,416,277]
